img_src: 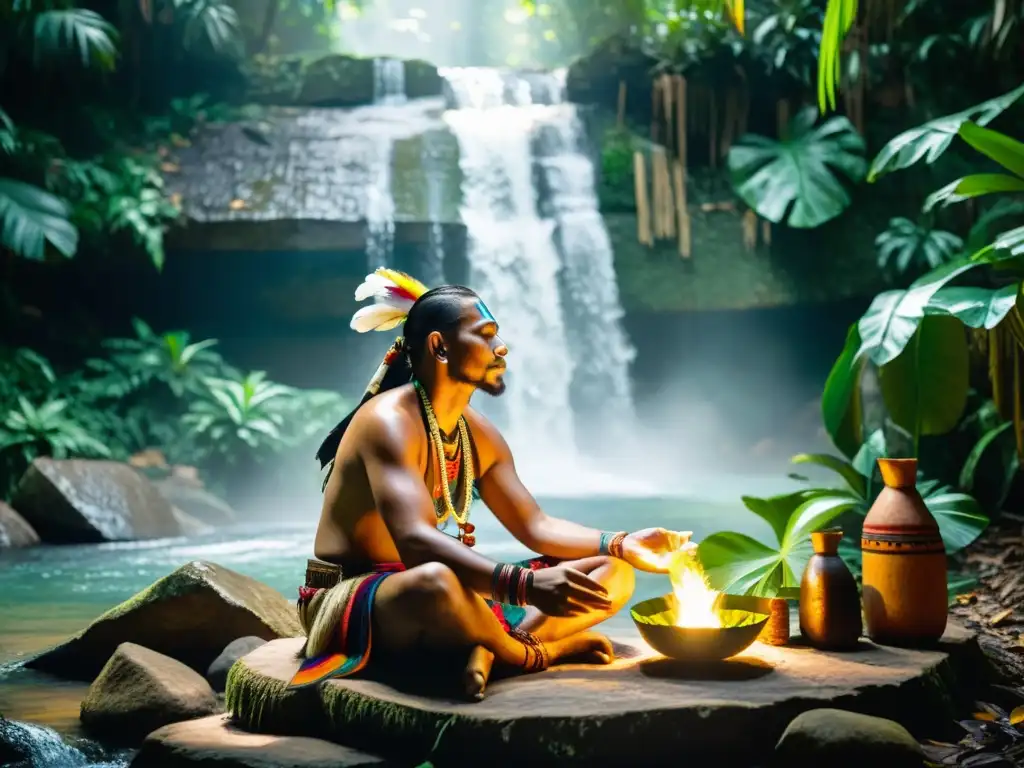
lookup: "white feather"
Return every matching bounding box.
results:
[350,305,408,333]
[354,272,390,302]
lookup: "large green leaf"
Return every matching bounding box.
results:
[924,174,1024,212]
[868,83,1024,181]
[32,9,119,71]
[925,284,1019,329]
[700,490,859,597]
[821,323,864,457]
[0,178,78,260]
[922,490,989,553]
[728,107,866,228]
[790,453,866,499]
[740,490,825,546]
[959,420,1014,491]
[875,217,962,273]
[857,259,982,366]
[878,315,969,437]
[959,121,1024,179]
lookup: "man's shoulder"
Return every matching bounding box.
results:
[464,406,508,457]
[351,388,421,452]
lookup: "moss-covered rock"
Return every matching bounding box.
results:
[404,59,443,99]
[773,709,925,768]
[226,625,978,767]
[241,53,442,108]
[27,561,302,681]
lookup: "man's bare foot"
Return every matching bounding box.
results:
[547,631,615,666]
[463,645,494,701]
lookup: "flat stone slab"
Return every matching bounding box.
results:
[131,715,391,767]
[227,626,981,767]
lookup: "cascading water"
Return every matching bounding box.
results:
[533,70,637,453]
[364,58,409,268]
[0,717,128,767]
[440,67,643,493]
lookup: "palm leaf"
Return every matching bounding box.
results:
[0,178,78,260]
[175,0,242,57]
[816,0,859,112]
[33,9,119,71]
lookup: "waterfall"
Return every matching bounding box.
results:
[365,58,409,268]
[372,57,407,105]
[534,70,638,453]
[0,717,128,767]
[440,67,641,493]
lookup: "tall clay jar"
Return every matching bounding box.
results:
[861,458,947,645]
[799,528,861,649]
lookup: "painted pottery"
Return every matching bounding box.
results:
[861,458,947,645]
[799,528,862,649]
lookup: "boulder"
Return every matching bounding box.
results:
[27,560,302,681]
[10,458,183,543]
[0,501,39,548]
[404,59,443,99]
[773,709,924,768]
[81,643,219,743]
[298,54,374,106]
[155,476,236,526]
[132,715,390,767]
[207,636,267,693]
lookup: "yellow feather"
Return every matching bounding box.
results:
[375,268,429,301]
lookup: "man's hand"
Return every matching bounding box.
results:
[621,528,693,573]
[528,565,613,617]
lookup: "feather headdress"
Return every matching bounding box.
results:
[350,268,430,333]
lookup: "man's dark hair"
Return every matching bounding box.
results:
[315,284,478,471]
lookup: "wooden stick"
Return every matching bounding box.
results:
[676,75,687,171]
[673,160,690,259]
[634,150,652,246]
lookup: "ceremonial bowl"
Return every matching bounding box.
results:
[630,593,771,662]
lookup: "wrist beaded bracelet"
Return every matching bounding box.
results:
[491,563,534,606]
[600,530,628,559]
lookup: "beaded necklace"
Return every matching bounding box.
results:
[413,380,476,547]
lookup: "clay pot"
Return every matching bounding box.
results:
[799,528,861,649]
[861,458,947,645]
[759,598,790,646]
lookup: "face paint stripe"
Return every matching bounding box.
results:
[475,300,495,323]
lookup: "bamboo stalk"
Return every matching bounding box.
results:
[651,77,660,142]
[661,73,674,154]
[761,219,772,247]
[742,210,757,251]
[616,80,627,129]
[634,150,652,246]
[722,87,738,157]
[673,160,690,259]
[675,75,687,170]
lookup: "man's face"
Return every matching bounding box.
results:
[447,298,508,396]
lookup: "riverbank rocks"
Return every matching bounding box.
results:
[0,501,39,548]
[132,715,390,767]
[773,709,925,768]
[224,625,980,767]
[243,53,443,107]
[154,475,236,527]
[207,637,267,693]
[27,561,302,681]
[81,643,219,743]
[10,458,184,543]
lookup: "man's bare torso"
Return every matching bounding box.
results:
[314,384,498,565]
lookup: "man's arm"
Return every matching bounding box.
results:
[472,415,609,560]
[359,406,502,596]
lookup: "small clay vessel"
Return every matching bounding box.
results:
[799,528,861,649]
[861,458,947,645]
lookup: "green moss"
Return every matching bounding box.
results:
[404,59,443,99]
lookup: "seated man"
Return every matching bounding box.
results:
[292,268,689,700]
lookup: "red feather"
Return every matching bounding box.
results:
[386,285,418,302]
